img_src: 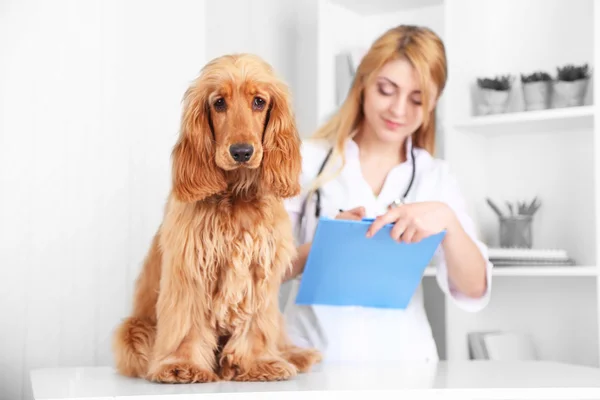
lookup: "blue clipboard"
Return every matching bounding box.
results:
[295,217,446,309]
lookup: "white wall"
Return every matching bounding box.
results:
[204,0,297,96]
[204,0,318,138]
[0,1,206,399]
[316,1,366,125]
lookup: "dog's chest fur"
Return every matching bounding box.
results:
[194,197,284,333]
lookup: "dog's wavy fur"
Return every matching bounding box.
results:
[112,54,321,383]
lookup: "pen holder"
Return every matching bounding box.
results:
[499,215,533,248]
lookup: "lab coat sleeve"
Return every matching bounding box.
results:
[282,138,331,246]
[434,163,493,313]
[283,194,303,245]
[280,195,303,312]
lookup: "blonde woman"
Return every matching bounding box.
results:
[282,25,492,363]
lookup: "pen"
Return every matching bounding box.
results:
[485,198,504,218]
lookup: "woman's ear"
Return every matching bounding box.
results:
[260,82,302,198]
[171,86,227,203]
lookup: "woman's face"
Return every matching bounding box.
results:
[362,57,437,144]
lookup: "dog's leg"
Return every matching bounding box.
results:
[276,313,323,373]
[218,211,322,381]
[270,207,323,373]
[113,316,156,378]
[147,325,219,383]
[272,230,323,374]
[217,240,298,383]
[146,244,219,383]
[219,297,297,382]
[113,233,161,378]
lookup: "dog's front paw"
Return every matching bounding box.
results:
[218,353,242,381]
[234,358,297,382]
[282,346,322,373]
[148,362,219,384]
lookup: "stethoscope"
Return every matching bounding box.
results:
[304,143,417,219]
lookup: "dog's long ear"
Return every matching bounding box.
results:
[261,80,302,198]
[171,84,227,203]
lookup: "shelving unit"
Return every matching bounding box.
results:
[453,105,594,135]
[424,266,598,277]
[306,0,599,367]
[442,0,598,368]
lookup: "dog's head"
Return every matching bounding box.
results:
[171,54,302,203]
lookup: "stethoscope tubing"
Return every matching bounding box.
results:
[311,144,416,218]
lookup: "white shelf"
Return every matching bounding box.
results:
[452,105,594,135]
[424,266,597,277]
[492,266,598,277]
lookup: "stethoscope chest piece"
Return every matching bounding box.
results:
[388,198,405,210]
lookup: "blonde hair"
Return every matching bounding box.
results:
[307,25,447,194]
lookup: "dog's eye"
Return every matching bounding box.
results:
[252,96,266,111]
[214,98,227,112]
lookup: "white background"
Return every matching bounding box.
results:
[1,1,598,399]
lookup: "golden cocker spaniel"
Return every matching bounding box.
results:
[112,54,322,383]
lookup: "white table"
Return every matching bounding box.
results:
[30,360,600,400]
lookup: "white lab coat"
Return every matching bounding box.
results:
[281,136,493,363]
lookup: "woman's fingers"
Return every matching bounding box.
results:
[411,227,436,243]
[349,206,366,219]
[401,224,418,243]
[345,213,363,221]
[336,212,360,221]
[366,207,403,238]
[390,218,409,242]
[364,204,438,243]
[335,206,366,221]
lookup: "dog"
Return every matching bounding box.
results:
[112,53,322,383]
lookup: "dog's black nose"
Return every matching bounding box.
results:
[229,143,254,163]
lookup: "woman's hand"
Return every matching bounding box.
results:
[364,201,488,298]
[335,206,366,221]
[366,201,458,243]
